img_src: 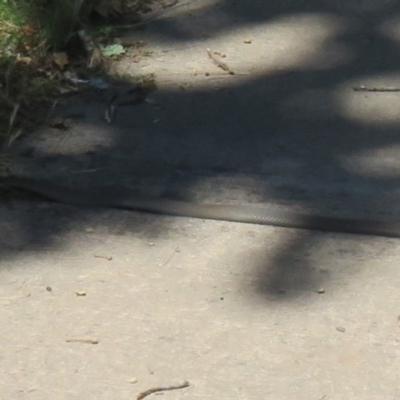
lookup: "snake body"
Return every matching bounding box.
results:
[3,176,400,238]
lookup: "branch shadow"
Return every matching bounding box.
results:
[3,0,400,300]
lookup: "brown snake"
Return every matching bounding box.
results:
[2,176,400,238]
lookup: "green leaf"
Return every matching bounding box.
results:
[99,43,125,58]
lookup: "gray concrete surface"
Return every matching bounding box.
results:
[3,0,400,398]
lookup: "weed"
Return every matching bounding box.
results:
[0,0,157,146]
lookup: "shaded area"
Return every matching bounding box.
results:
[3,0,400,300]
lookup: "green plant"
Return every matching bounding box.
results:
[33,0,88,50]
[0,0,31,54]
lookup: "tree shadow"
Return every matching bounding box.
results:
[3,0,400,300]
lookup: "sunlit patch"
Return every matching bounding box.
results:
[379,16,400,44]
[120,13,350,89]
[340,145,400,178]
[335,75,400,126]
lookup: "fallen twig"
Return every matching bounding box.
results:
[66,338,99,344]
[163,245,179,266]
[207,48,234,75]
[136,381,190,400]
[353,86,400,92]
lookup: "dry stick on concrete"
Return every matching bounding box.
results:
[162,245,179,266]
[207,48,235,75]
[353,86,400,92]
[136,381,190,400]
[65,338,99,344]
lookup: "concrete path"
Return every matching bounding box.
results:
[2,1,400,398]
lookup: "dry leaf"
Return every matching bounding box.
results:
[16,55,32,65]
[52,52,69,69]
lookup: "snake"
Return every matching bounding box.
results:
[2,176,400,238]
